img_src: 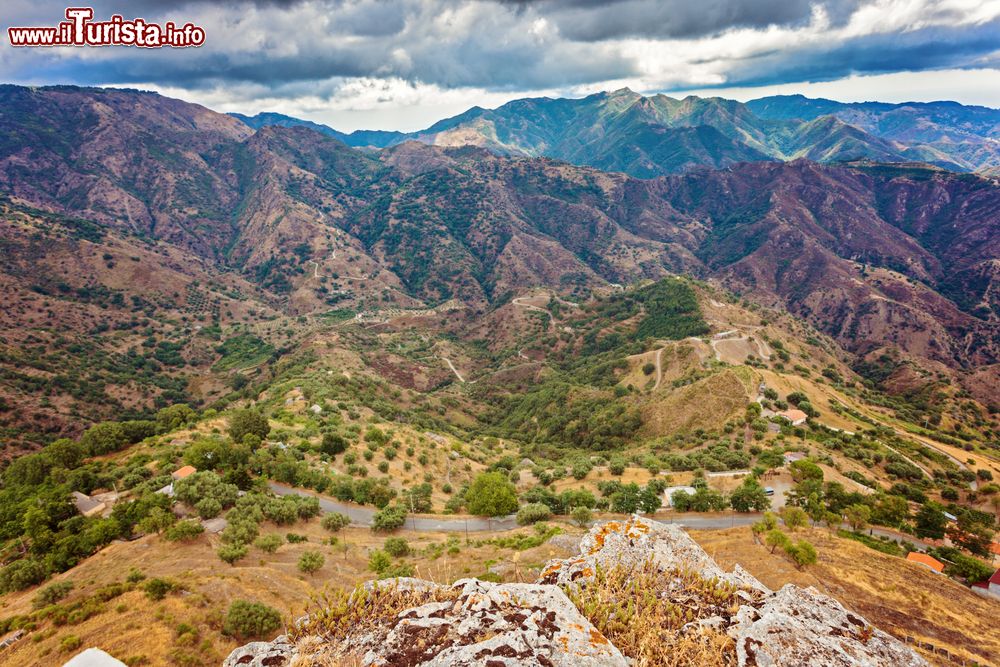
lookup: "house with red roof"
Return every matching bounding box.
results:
[971,568,1000,601]
[905,552,945,574]
[171,465,197,481]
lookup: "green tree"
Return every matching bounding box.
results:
[571,506,593,528]
[156,404,197,433]
[223,600,282,640]
[321,512,350,532]
[765,529,790,554]
[843,504,872,532]
[789,459,823,483]
[871,495,909,528]
[320,432,347,456]
[915,502,948,539]
[730,476,771,512]
[779,506,808,531]
[254,534,283,553]
[297,550,324,575]
[80,422,128,455]
[164,520,204,542]
[517,503,553,526]
[784,539,818,569]
[466,472,518,518]
[228,409,270,445]
[138,508,175,535]
[368,549,392,575]
[371,505,407,532]
[383,537,410,557]
[218,543,249,566]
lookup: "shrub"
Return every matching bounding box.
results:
[195,498,223,519]
[765,529,790,554]
[516,503,552,526]
[60,635,82,653]
[368,549,392,575]
[571,506,593,528]
[779,507,808,531]
[223,600,282,640]
[143,578,174,601]
[33,581,73,609]
[298,551,325,576]
[608,457,626,476]
[371,505,407,532]
[784,540,818,569]
[218,543,249,566]
[228,410,270,445]
[383,537,410,557]
[321,512,351,532]
[254,534,283,553]
[164,520,205,542]
[0,559,48,594]
[466,472,518,518]
[285,533,307,543]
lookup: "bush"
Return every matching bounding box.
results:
[33,581,73,609]
[60,635,82,653]
[466,472,518,518]
[368,549,392,575]
[371,505,407,532]
[218,543,249,566]
[285,533,307,543]
[254,534,283,553]
[195,497,223,519]
[784,540,818,569]
[516,503,553,526]
[0,559,48,594]
[223,600,282,640]
[383,537,410,557]
[298,550,325,575]
[143,578,174,601]
[164,520,205,542]
[320,513,350,534]
[571,506,593,528]
[608,457,626,476]
[228,410,270,445]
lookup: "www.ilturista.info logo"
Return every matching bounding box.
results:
[8,7,206,48]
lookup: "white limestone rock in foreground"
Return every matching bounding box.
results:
[224,515,927,667]
[540,515,927,667]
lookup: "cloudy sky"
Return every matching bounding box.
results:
[3,0,999,131]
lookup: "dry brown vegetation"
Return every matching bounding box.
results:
[691,526,1000,666]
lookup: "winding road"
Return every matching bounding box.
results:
[267,482,931,547]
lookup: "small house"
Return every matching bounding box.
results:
[71,492,106,518]
[776,409,808,426]
[905,552,944,574]
[171,465,197,481]
[972,568,1000,601]
[783,452,807,465]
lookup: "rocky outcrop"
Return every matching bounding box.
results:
[225,516,928,667]
[539,516,927,667]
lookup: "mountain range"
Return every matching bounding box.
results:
[1,84,999,441]
[233,89,1000,176]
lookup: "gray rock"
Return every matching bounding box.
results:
[222,636,295,667]
[732,584,927,667]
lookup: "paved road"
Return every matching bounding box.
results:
[269,483,930,547]
[269,482,517,532]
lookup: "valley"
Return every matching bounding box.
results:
[0,84,997,667]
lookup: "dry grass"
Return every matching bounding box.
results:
[0,517,581,667]
[691,526,999,666]
[565,561,749,667]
